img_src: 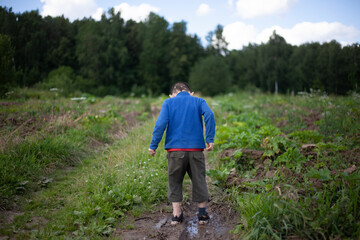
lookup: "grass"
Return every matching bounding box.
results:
[0,89,169,239]
[20,120,168,239]
[0,90,160,210]
[209,91,360,239]
[1,89,360,239]
[233,193,320,240]
[0,135,84,206]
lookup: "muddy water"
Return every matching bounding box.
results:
[179,214,233,240]
[114,200,238,240]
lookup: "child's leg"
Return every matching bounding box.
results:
[188,152,208,203]
[167,151,189,216]
[172,202,182,217]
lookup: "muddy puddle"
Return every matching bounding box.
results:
[114,199,238,240]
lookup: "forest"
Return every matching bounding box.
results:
[1,6,359,97]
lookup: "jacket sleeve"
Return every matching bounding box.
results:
[149,100,169,150]
[201,100,216,143]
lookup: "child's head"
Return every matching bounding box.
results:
[169,82,194,98]
[171,82,190,93]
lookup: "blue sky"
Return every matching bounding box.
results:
[2,0,360,49]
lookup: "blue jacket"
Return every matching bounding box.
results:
[149,91,216,150]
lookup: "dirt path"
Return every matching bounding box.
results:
[114,153,239,240]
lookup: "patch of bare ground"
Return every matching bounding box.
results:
[0,211,24,239]
[0,211,24,227]
[114,200,239,240]
[272,108,321,131]
[25,216,48,228]
[0,212,48,240]
[301,111,321,130]
[339,149,360,165]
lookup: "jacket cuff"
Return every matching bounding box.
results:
[149,144,157,150]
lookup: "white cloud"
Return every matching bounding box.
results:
[196,3,212,16]
[228,0,234,7]
[40,0,97,21]
[223,21,360,49]
[257,22,360,45]
[223,22,257,49]
[114,3,159,22]
[236,0,297,19]
[92,7,104,21]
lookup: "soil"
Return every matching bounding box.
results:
[0,211,24,227]
[301,110,321,131]
[114,200,238,240]
[340,149,360,165]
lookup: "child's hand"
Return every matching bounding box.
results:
[206,143,214,151]
[148,148,156,156]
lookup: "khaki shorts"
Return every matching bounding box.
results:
[167,151,208,203]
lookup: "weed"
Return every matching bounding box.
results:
[234,192,321,239]
[211,92,360,239]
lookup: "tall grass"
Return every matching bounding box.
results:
[0,134,85,207]
[1,119,169,238]
[211,92,360,239]
[234,193,322,239]
[0,92,158,210]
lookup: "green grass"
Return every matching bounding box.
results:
[0,119,169,239]
[233,193,320,240]
[0,135,84,206]
[210,92,360,239]
[1,90,360,239]
[0,91,159,210]
[17,121,167,239]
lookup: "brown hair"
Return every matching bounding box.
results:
[171,82,191,94]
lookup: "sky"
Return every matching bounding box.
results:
[2,0,360,49]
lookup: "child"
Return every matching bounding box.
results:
[148,82,216,225]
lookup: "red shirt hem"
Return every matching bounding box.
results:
[167,148,204,152]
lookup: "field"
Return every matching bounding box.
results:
[0,89,359,239]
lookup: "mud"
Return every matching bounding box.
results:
[114,200,238,240]
[0,211,24,227]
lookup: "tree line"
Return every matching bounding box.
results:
[0,6,359,97]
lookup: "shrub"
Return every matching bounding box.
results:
[189,56,232,96]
